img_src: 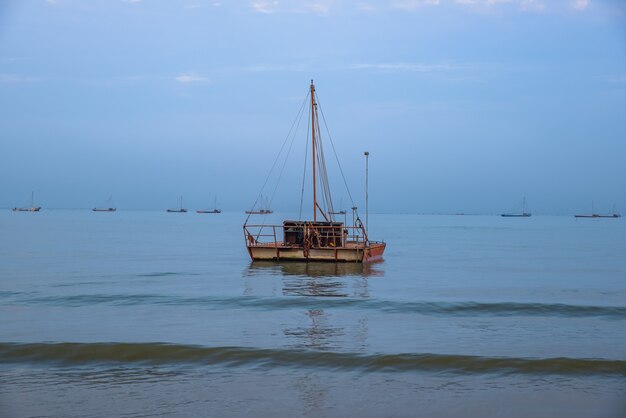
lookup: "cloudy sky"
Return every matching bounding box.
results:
[1,0,624,214]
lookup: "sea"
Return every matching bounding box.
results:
[1,210,625,417]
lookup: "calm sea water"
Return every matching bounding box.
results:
[1,210,625,417]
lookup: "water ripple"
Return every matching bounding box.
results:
[2,292,625,319]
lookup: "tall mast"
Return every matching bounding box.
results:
[311,80,317,222]
[365,151,369,234]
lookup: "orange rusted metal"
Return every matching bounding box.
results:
[244,221,385,263]
[311,80,317,222]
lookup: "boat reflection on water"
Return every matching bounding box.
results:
[245,261,384,279]
[283,308,344,351]
[244,261,383,298]
[242,260,375,411]
[244,261,374,346]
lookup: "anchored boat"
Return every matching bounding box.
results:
[167,196,188,213]
[501,197,531,217]
[329,198,347,215]
[575,202,621,218]
[197,197,221,214]
[92,195,116,212]
[243,81,386,263]
[13,192,41,212]
[245,196,272,214]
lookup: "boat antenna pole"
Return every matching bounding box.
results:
[364,151,369,234]
[311,80,317,222]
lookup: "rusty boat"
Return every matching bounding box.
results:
[243,81,386,263]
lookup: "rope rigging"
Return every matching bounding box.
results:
[316,92,361,220]
[246,83,361,229]
[298,115,310,220]
[244,92,309,226]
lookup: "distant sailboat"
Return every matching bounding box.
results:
[611,204,622,218]
[92,195,116,212]
[197,196,221,214]
[575,202,621,218]
[501,197,531,217]
[245,195,273,214]
[167,196,187,213]
[13,192,41,212]
[329,198,346,215]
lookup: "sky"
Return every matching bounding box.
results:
[1,0,625,214]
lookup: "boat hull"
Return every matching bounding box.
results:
[247,242,385,263]
[575,214,620,218]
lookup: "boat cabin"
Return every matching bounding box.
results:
[283,221,345,248]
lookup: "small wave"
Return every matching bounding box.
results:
[136,272,181,277]
[3,292,626,319]
[0,342,624,376]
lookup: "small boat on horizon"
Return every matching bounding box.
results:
[92,195,116,212]
[329,209,346,215]
[13,192,41,212]
[197,197,221,214]
[575,202,621,218]
[329,198,346,215]
[245,209,273,215]
[167,196,188,213]
[501,197,531,217]
[245,195,273,215]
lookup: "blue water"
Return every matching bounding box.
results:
[1,211,625,417]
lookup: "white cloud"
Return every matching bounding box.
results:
[175,73,207,83]
[455,0,550,12]
[456,0,512,4]
[0,74,41,83]
[307,2,331,13]
[599,74,626,83]
[571,0,588,11]
[241,64,310,72]
[357,3,376,12]
[393,0,440,11]
[520,0,545,12]
[45,0,57,4]
[250,1,336,15]
[234,62,462,74]
[183,1,220,8]
[349,62,459,73]
[252,1,279,13]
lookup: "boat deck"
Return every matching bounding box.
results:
[244,222,385,263]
